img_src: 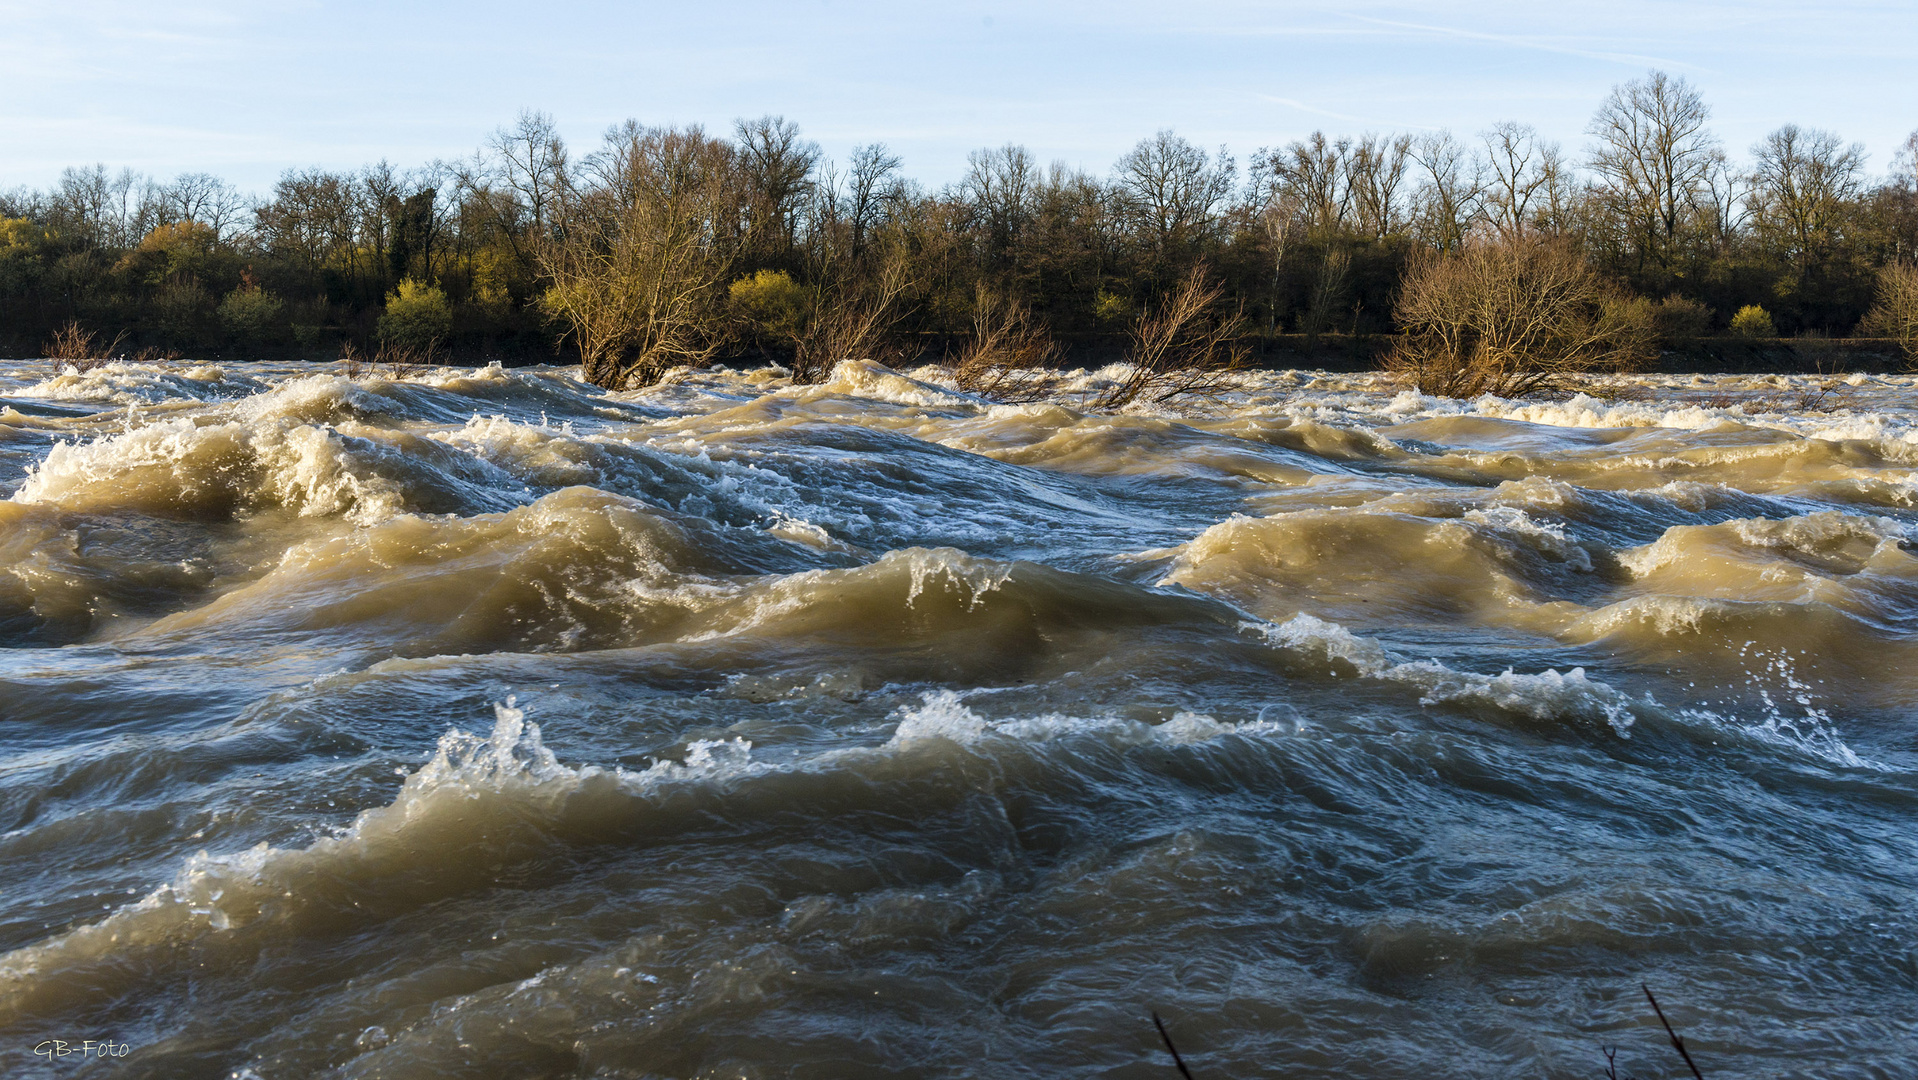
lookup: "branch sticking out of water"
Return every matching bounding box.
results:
[1642,984,1705,1080]
[1150,1011,1196,1080]
[1602,1045,1640,1080]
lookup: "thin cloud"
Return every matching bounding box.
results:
[1341,13,1708,72]
[1245,93,1443,133]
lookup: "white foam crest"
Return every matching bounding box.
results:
[1743,651,1872,768]
[429,413,599,488]
[419,359,512,387]
[679,548,1017,643]
[903,548,1014,610]
[763,512,846,551]
[811,360,982,409]
[1248,613,1640,737]
[1728,510,1915,555]
[1620,511,1915,578]
[1249,613,1881,766]
[1484,475,1581,511]
[10,417,419,523]
[1051,363,1137,398]
[20,362,267,405]
[1476,393,1732,432]
[0,700,770,1005]
[232,373,392,424]
[584,433,955,548]
[1675,648,1875,770]
[1572,594,1723,638]
[883,690,1286,751]
[1461,505,1594,571]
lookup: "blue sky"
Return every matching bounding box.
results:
[2,0,1913,194]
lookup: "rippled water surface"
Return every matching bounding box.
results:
[2,358,1915,1078]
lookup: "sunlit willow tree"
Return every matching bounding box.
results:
[4,74,1918,366]
[536,122,744,388]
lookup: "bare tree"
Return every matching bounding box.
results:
[1481,122,1555,239]
[156,173,247,239]
[1267,132,1351,234]
[733,115,819,258]
[1530,142,1579,238]
[1113,131,1236,254]
[1347,133,1413,238]
[1246,156,1303,332]
[1861,260,1918,364]
[358,161,404,283]
[1587,70,1719,275]
[1749,124,1866,265]
[493,111,567,236]
[52,165,160,249]
[1388,236,1654,398]
[1409,132,1484,251]
[1299,246,1351,344]
[1883,130,1918,262]
[962,143,1037,263]
[255,168,359,281]
[455,111,569,281]
[844,143,903,256]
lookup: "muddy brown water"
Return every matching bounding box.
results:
[1,359,1914,1078]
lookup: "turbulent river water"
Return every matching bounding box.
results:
[0,357,1914,1079]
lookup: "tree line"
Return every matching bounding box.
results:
[2,70,1915,388]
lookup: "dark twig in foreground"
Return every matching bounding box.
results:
[1603,1044,1642,1080]
[1642,984,1705,1080]
[1150,1011,1196,1080]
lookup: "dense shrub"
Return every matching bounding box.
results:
[1387,237,1654,397]
[1730,305,1777,338]
[218,286,284,344]
[377,278,451,351]
[729,269,809,350]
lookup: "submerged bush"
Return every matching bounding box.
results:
[953,285,1059,401]
[1097,262,1248,408]
[1387,236,1654,398]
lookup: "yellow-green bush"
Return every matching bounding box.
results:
[1093,289,1132,325]
[1729,305,1776,338]
[377,278,451,351]
[218,286,284,344]
[728,269,809,343]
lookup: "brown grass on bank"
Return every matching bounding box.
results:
[1386,236,1655,398]
[1097,262,1250,409]
[951,286,1059,402]
[44,321,129,371]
